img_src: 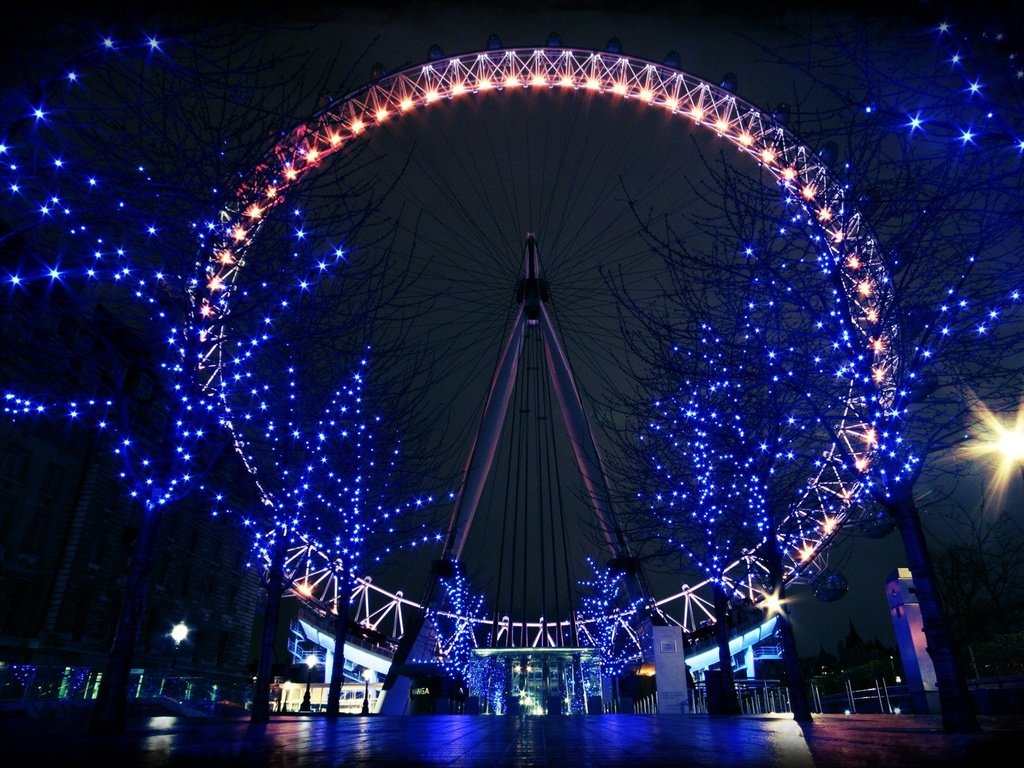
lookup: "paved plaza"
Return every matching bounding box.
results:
[2,711,1021,767]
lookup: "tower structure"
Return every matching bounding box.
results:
[381,234,650,713]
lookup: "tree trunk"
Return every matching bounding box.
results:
[776,593,813,722]
[711,583,742,714]
[250,533,286,723]
[88,502,163,735]
[325,564,351,717]
[889,495,980,733]
[765,522,813,722]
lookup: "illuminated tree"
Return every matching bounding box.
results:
[754,9,1022,732]
[574,556,648,712]
[309,358,444,718]
[576,556,647,679]
[427,561,487,687]
[0,16,421,732]
[609,6,1023,731]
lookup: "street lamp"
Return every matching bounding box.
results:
[992,419,1024,481]
[361,668,373,715]
[963,399,1024,507]
[300,653,317,712]
[170,622,188,669]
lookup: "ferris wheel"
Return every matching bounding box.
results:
[204,38,898,656]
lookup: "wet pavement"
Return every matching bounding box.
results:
[2,711,1021,767]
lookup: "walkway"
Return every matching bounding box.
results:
[2,711,1021,767]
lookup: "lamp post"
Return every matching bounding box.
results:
[300,654,317,712]
[170,622,188,669]
[361,668,373,715]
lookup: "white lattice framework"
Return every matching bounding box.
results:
[206,47,898,646]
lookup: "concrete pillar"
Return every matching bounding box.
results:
[651,625,690,714]
[743,646,755,679]
[887,568,939,714]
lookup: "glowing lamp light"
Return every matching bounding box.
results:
[400,98,414,111]
[451,82,466,95]
[425,89,439,102]
[305,148,319,162]
[847,255,861,269]
[816,206,833,222]
[995,427,1024,464]
[760,589,786,617]
[171,622,189,645]
[665,97,679,111]
[738,131,753,146]
[375,108,388,122]
[639,88,654,102]
[170,621,188,669]
[559,76,574,88]
[801,183,817,200]
[714,118,729,132]
[478,78,493,90]
[964,402,1024,501]
[531,74,547,87]
[586,78,601,90]
[329,132,343,146]
[245,204,263,220]
[504,75,520,88]
[612,82,627,95]
[351,119,365,134]
[781,167,797,182]
[760,148,776,163]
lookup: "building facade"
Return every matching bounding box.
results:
[0,256,263,695]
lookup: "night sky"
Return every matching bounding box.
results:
[4,0,1021,657]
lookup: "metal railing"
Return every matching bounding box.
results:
[0,662,252,718]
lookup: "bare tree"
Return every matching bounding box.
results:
[931,501,1024,648]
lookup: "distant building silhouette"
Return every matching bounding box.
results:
[0,228,261,687]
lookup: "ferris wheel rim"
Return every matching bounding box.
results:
[221,43,897,638]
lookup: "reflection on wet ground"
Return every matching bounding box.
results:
[2,711,1020,767]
